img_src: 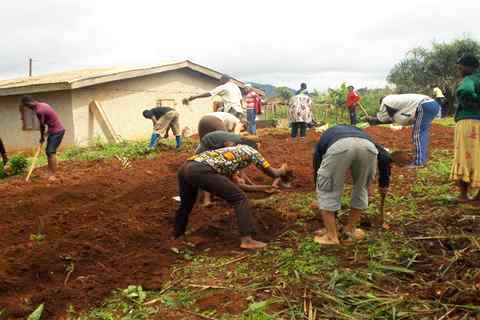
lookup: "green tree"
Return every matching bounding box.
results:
[275,86,293,103]
[387,37,480,114]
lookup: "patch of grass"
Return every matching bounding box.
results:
[73,285,157,320]
[0,154,29,178]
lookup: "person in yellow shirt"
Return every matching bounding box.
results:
[432,86,447,117]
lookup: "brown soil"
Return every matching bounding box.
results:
[0,124,455,318]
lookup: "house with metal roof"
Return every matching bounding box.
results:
[0,60,261,152]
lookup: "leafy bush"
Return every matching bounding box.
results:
[0,154,29,178]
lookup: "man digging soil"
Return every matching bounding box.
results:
[312,125,409,245]
[175,144,293,249]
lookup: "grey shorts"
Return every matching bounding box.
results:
[46,130,65,155]
[316,137,378,212]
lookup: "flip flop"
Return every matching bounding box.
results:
[313,234,340,245]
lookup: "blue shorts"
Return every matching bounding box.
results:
[46,130,65,155]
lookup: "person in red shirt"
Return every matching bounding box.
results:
[346,86,361,126]
[244,84,259,134]
[21,96,65,181]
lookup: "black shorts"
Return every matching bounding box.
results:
[46,130,65,155]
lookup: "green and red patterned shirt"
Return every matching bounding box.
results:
[189,145,270,176]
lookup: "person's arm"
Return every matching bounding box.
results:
[188,92,212,102]
[0,139,8,165]
[238,183,277,193]
[376,146,391,195]
[37,114,46,144]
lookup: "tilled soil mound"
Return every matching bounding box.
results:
[0,124,454,318]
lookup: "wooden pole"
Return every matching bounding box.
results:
[25,143,43,182]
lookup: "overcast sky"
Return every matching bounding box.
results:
[1,0,478,90]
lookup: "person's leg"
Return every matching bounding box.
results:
[315,139,353,244]
[349,107,357,126]
[458,181,470,202]
[317,210,340,244]
[200,190,213,207]
[412,106,424,166]
[416,101,440,165]
[0,138,7,165]
[169,111,182,149]
[299,122,307,138]
[246,109,254,134]
[197,171,264,249]
[348,139,378,235]
[149,132,160,149]
[291,122,298,138]
[251,109,257,134]
[174,162,200,238]
[45,130,65,179]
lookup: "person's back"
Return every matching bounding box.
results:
[34,102,64,133]
[149,106,174,119]
[198,115,227,139]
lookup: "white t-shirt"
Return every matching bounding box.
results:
[209,81,243,114]
[205,112,242,134]
[377,94,431,126]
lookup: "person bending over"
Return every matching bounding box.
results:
[143,106,182,150]
[184,75,245,120]
[175,144,292,250]
[367,94,440,167]
[313,125,408,245]
[21,95,65,181]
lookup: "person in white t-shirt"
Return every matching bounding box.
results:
[184,75,245,120]
[367,94,440,167]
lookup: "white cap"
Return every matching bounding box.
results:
[244,83,252,88]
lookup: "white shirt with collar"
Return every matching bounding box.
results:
[377,94,432,126]
[209,81,243,114]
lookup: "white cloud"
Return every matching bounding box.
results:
[0,0,478,90]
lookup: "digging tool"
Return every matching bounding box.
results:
[25,143,43,182]
[377,191,388,229]
[357,102,370,118]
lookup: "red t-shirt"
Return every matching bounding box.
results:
[346,91,361,108]
[34,102,64,133]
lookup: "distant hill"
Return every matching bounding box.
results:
[249,82,296,98]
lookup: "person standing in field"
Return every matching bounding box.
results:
[142,106,182,150]
[288,83,312,140]
[312,125,408,245]
[450,54,480,203]
[174,144,292,249]
[185,75,245,120]
[0,138,8,169]
[346,85,361,126]
[432,86,447,118]
[244,84,260,134]
[21,96,65,181]
[367,94,440,167]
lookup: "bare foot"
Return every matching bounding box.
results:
[314,228,327,236]
[343,228,366,241]
[201,201,213,208]
[48,175,58,182]
[314,234,340,245]
[240,237,267,250]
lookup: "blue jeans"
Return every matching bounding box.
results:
[412,100,440,165]
[349,107,357,126]
[149,132,160,149]
[247,109,256,134]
